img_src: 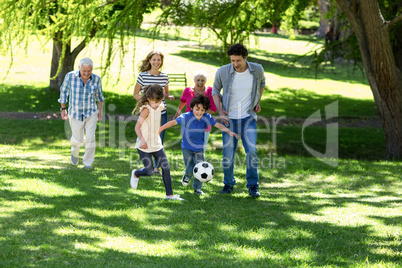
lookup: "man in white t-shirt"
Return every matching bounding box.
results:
[212,43,266,198]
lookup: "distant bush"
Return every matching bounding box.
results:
[298,20,319,31]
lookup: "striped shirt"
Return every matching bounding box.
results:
[136,71,169,114]
[58,70,105,121]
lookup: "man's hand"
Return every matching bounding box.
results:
[61,110,68,120]
[219,110,229,125]
[254,102,261,113]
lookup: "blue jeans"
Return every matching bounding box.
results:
[222,116,259,189]
[136,148,173,196]
[154,112,168,169]
[182,148,204,190]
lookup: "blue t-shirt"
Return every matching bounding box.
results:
[175,112,217,152]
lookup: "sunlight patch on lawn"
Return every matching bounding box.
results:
[10,178,85,197]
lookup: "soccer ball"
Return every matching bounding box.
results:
[193,161,214,183]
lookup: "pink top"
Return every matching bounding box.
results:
[179,86,217,132]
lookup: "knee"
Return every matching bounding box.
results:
[144,168,154,176]
[71,140,84,147]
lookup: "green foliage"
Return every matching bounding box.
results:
[155,0,311,50]
[0,0,159,79]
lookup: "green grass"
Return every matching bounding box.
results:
[0,120,401,267]
[0,22,400,267]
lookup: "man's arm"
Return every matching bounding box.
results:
[59,74,70,120]
[254,86,265,113]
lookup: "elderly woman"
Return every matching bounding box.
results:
[173,71,217,150]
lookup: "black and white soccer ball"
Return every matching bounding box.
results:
[193,161,214,183]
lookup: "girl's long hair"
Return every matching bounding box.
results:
[132,84,164,114]
[138,50,164,72]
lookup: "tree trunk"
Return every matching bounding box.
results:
[315,0,329,38]
[336,0,402,159]
[49,38,75,90]
[49,30,95,90]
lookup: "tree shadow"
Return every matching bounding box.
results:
[0,146,401,266]
[171,49,367,84]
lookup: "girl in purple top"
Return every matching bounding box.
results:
[173,71,217,151]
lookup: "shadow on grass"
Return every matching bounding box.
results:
[171,49,367,84]
[0,145,401,266]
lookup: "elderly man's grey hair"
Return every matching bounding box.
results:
[79,57,93,69]
[193,70,207,80]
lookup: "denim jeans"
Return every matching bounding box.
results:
[136,148,173,196]
[222,116,259,189]
[182,148,204,190]
[154,112,168,169]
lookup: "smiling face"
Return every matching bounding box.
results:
[230,55,248,72]
[194,75,206,90]
[80,65,93,81]
[192,103,206,120]
[149,54,162,71]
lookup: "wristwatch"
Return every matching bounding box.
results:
[60,107,66,111]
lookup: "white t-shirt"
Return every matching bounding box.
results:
[228,69,253,119]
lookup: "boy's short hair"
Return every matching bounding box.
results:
[190,95,210,111]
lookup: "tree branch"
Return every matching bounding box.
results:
[0,0,21,14]
[99,0,120,8]
[30,0,56,13]
[384,13,402,29]
[71,27,97,59]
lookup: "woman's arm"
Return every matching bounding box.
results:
[174,101,186,119]
[133,83,142,100]
[164,85,175,101]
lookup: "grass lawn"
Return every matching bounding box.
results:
[0,118,401,267]
[0,23,401,267]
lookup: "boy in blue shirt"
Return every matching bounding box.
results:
[160,95,238,195]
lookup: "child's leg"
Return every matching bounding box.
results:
[192,150,205,190]
[153,149,173,196]
[136,149,154,177]
[182,148,195,180]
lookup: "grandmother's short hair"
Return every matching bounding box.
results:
[193,70,207,80]
[79,57,93,69]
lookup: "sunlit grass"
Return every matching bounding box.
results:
[0,121,401,266]
[0,17,398,267]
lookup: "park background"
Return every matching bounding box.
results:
[0,2,401,268]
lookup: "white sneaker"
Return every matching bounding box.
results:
[165,194,185,201]
[181,175,189,187]
[130,169,139,189]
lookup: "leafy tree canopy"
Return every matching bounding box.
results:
[155,0,310,50]
[0,0,159,82]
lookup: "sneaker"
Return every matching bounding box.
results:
[194,189,205,195]
[83,165,93,170]
[165,194,185,201]
[182,175,190,187]
[71,154,78,165]
[130,169,139,189]
[220,185,233,194]
[248,187,261,198]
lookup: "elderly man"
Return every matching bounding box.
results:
[58,57,105,169]
[212,43,266,198]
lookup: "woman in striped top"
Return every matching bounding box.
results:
[133,50,175,173]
